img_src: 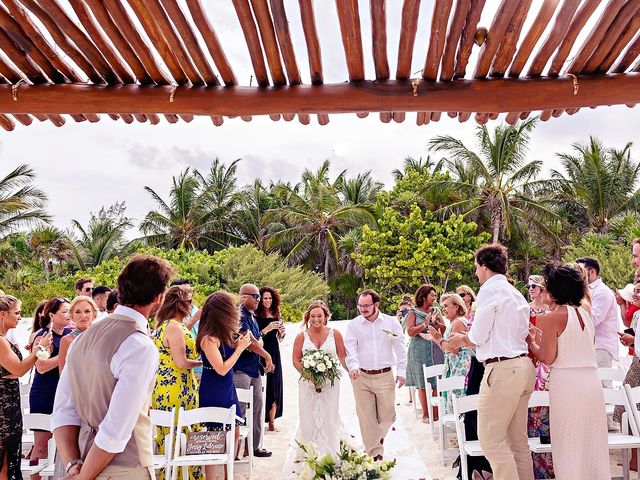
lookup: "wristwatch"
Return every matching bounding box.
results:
[65,459,83,473]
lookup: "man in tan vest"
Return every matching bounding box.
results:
[53,254,174,480]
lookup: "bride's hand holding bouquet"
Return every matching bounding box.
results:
[300,348,342,393]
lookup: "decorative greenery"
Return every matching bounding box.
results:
[297,440,396,479]
[353,205,489,306]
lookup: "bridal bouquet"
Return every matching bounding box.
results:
[300,349,341,393]
[297,440,396,479]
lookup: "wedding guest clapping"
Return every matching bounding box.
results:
[0,295,52,480]
[197,291,251,479]
[405,284,445,423]
[528,262,610,479]
[58,296,98,372]
[429,293,472,413]
[152,285,202,480]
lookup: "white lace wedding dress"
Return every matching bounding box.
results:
[282,328,344,479]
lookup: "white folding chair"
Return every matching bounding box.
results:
[422,363,446,438]
[170,406,236,480]
[150,408,176,480]
[20,414,55,478]
[236,386,254,478]
[603,387,640,480]
[452,394,484,480]
[258,374,266,450]
[527,391,552,454]
[436,375,467,463]
[599,367,627,385]
[20,382,34,449]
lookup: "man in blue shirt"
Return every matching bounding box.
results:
[233,283,274,458]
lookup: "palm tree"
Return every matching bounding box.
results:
[266,162,378,281]
[391,156,443,181]
[236,179,276,251]
[549,138,640,233]
[428,118,559,243]
[70,203,133,269]
[29,225,71,279]
[336,171,383,205]
[140,160,242,251]
[0,164,50,237]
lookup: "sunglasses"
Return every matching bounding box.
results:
[459,293,467,298]
[242,293,261,300]
[83,287,93,293]
[526,284,541,289]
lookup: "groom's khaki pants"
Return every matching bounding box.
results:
[352,370,396,457]
[477,356,535,480]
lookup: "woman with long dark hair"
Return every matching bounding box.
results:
[197,291,251,480]
[255,286,285,431]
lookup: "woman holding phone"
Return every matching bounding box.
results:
[197,291,251,479]
[256,286,285,432]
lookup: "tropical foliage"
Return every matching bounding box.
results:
[2,120,640,318]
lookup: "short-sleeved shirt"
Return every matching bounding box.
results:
[234,305,262,378]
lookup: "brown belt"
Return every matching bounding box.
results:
[484,353,527,366]
[360,367,392,375]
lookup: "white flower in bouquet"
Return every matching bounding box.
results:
[317,363,326,372]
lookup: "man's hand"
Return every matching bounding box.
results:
[619,332,635,347]
[396,376,406,388]
[62,464,81,480]
[349,369,360,380]
[446,332,467,348]
[264,355,274,373]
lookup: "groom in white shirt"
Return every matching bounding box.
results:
[345,289,407,460]
[445,244,534,480]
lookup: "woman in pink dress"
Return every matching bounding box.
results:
[528,262,609,480]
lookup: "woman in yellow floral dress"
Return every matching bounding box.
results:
[152,285,203,480]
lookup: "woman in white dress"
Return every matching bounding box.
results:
[527,262,610,480]
[282,300,348,478]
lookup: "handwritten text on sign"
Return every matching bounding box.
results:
[185,431,226,455]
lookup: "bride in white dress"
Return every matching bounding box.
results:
[282,300,349,478]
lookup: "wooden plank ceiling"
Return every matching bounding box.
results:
[0,0,639,130]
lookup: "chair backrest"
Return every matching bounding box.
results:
[604,386,638,436]
[436,375,466,394]
[150,408,175,428]
[236,386,253,406]
[23,413,51,432]
[177,406,235,430]
[625,384,640,436]
[423,363,446,381]
[599,367,626,383]
[528,390,550,408]
[452,394,479,416]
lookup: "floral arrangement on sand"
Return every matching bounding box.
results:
[297,440,396,479]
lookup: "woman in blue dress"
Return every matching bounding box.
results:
[405,284,445,422]
[30,297,72,467]
[197,291,252,480]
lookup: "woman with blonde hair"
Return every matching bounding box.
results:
[283,300,348,479]
[455,285,476,323]
[151,285,203,480]
[58,296,98,372]
[429,293,472,413]
[0,295,52,480]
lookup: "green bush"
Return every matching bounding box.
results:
[214,245,329,308]
[562,233,635,289]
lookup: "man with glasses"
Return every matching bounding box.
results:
[344,289,407,460]
[74,278,94,297]
[233,283,274,458]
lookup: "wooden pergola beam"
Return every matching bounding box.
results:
[2,74,639,115]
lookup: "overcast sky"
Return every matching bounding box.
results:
[0,0,638,235]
